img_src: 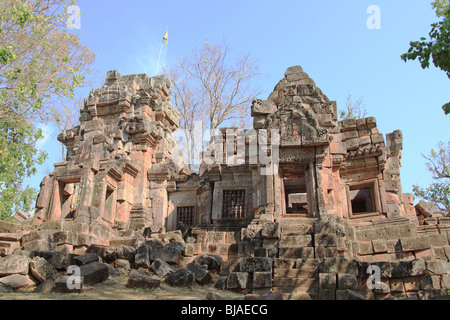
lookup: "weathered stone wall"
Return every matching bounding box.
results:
[0,66,448,299]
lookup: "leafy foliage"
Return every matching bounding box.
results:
[401,4,450,114]
[0,0,95,220]
[0,113,47,220]
[413,141,450,214]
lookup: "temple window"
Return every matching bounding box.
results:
[222,190,246,219]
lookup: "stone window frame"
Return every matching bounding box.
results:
[176,205,196,227]
[221,189,247,220]
[346,178,381,219]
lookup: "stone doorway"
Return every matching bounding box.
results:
[283,170,309,216]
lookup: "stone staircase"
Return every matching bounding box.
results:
[272,218,319,300]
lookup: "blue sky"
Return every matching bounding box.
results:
[26,0,449,203]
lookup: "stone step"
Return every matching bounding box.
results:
[278,218,317,226]
[280,224,313,235]
[278,247,314,259]
[273,277,319,289]
[274,267,318,278]
[274,258,320,269]
[279,234,313,247]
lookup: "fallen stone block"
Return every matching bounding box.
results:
[187,262,212,285]
[33,279,56,294]
[34,251,77,271]
[165,268,195,287]
[73,253,99,266]
[29,257,60,283]
[114,259,131,273]
[0,240,20,256]
[126,274,161,289]
[150,245,181,264]
[151,258,175,277]
[54,276,83,293]
[22,240,55,252]
[165,241,186,253]
[135,242,151,268]
[117,245,136,262]
[109,237,138,248]
[415,201,437,218]
[0,232,24,242]
[0,274,36,290]
[214,276,228,290]
[192,254,223,272]
[0,220,21,234]
[0,254,31,276]
[79,262,109,286]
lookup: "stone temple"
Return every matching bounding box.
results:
[0,66,449,299]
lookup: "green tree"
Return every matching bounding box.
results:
[401,1,450,114]
[0,0,96,220]
[432,0,450,17]
[0,113,47,221]
[413,141,450,214]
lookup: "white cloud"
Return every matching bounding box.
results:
[36,124,54,150]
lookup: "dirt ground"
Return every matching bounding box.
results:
[0,274,246,300]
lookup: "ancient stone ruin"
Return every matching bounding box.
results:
[0,66,449,299]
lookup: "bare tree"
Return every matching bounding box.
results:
[164,41,262,170]
[49,96,82,161]
[339,91,368,120]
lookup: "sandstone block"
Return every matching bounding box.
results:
[227,272,250,290]
[0,254,31,276]
[337,274,358,290]
[126,274,161,289]
[187,262,212,285]
[135,242,151,268]
[79,262,109,286]
[279,247,314,259]
[0,274,36,290]
[73,253,99,266]
[54,276,83,293]
[415,200,437,217]
[400,236,431,252]
[194,254,223,271]
[319,273,336,290]
[253,272,272,289]
[150,245,181,265]
[151,258,175,277]
[29,257,60,283]
[165,269,195,287]
[239,257,272,273]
